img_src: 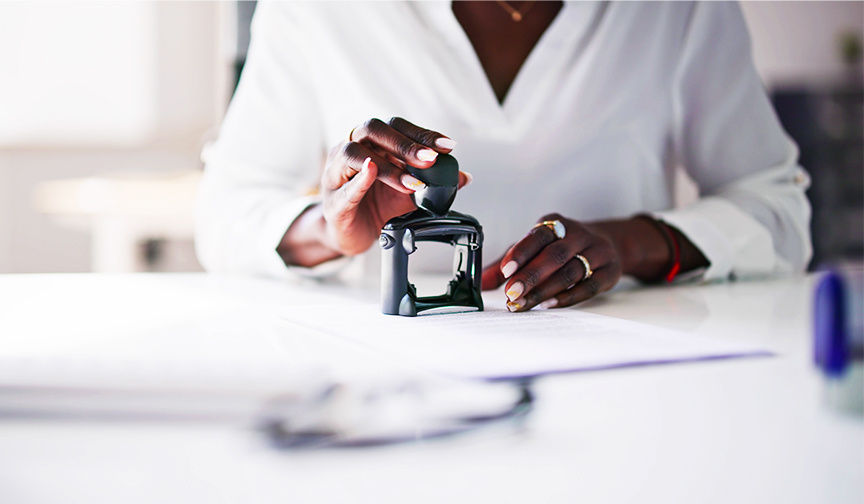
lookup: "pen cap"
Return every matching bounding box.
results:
[407,154,459,217]
[814,267,864,416]
[814,271,848,376]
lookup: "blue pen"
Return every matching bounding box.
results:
[814,271,848,377]
[814,268,864,416]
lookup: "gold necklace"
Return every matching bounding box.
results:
[494,0,537,22]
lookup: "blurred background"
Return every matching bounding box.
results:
[0,1,861,274]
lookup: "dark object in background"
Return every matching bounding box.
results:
[233,1,258,92]
[813,267,863,415]
[380,154,484,317]
[772,83,864,269]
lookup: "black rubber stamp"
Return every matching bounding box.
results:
[379,154,483,316]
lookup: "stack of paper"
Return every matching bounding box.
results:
[280,303,771,380]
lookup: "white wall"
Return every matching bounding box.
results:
[0,157,10,270]
[0,1,228,273]
[0,2,226,148]
[741,1,864,89]
[0,2,158,147]
[154,2,226,145]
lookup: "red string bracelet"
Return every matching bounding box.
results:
[636,215,681,283]
[662,222,681,283]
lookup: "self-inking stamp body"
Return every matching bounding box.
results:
[380,154,483,316]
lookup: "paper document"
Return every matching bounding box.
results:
[280,304,771,380]
[0,275,530,443]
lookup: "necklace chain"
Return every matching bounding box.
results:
[494,1,537,22]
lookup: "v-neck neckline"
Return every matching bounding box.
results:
[419,1,603,132]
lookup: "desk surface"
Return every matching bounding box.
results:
[0,273,861,504]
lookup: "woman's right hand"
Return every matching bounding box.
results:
[320,117,469,256]
[284,117,464,264]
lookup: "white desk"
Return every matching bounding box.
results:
[0,273,861,504]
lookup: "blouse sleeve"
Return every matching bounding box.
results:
[656,2,812,280]
[194,3,348,278]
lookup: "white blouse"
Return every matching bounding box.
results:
[195,1,812,282]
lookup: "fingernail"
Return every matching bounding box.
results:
[539,298,558,309]
[461,171,473,187]
[401,174,426,191]
[506,281,523,301]
[435,137,456,150]
[501,261,518,278]
[417,149,438,162]
[362,157,372,171]
[507,299,523,312]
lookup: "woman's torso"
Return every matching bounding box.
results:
[280,1,693,269]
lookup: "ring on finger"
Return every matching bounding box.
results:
[348,127,356,141]
[575,253,593,281]
[533,220,566,240]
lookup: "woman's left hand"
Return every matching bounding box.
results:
[481,214,624,311]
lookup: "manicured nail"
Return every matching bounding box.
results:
[507,299,523,312]
[401,174,426,191]
[539,298,558,309]
[461,171,473,187]
[362,157,372,172]
[435,137,456,150]
[417,149,438,162]
[506,281,523,301]
[501,261,518,278]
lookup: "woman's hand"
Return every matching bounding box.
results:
[482,214,710,311]
[321,117,457,256]
[278,117,469,267]
[481,214,624,311]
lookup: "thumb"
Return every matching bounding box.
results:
[340,157,377,209]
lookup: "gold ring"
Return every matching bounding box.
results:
[348,127,356,141]
[533,220,566,240]
[575,254,592,281]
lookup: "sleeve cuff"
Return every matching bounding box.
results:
[653,197,778,281]
[258,195,353,280]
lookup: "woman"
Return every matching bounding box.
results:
[195,1,811,312]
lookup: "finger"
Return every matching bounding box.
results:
[507,267,612,313]
[481,259,506,290]
[505,241,608,308]
[323,157,377,223]
[338,157,378,209]
[498,216,591,282]
[382,151,406,170]
[324,142,413,194]
[513,255,592,311]
[351,118,441,168]
[498,226,559,281]
[379,149,428,192]
[387,117,456,152]
[323,141,373,189]
[504,238,592,304]
[458,171,473,189]
[545,267,616,309]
